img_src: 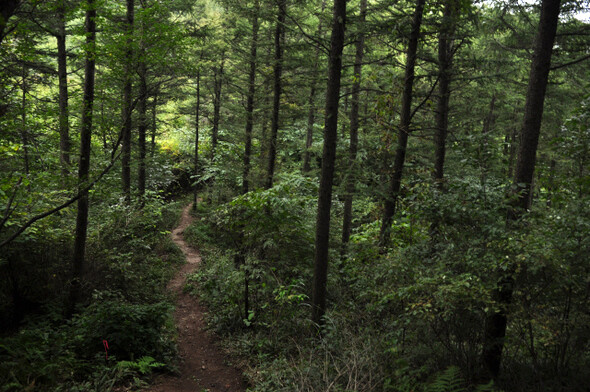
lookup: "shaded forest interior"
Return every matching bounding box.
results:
[1,0,589,390]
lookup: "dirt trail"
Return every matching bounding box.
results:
[146,204,246,392]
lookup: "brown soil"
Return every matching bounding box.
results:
[145,204,246,392]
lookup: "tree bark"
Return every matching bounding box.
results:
[379,0,425,248]
[433,0,455,187]
[57,2,70,177]
[193,70,200,210]
[211,56,225,160]
[482,0,561,380]
[265,0,286,189]
[243,0,259,195]
[21,64,29,176]
[311,0,347,326]
[151,85,158,156]
[68,0,96,314]
[122,0,134,203]
[137,59,147,199]
[341,0,366,253]
[302,0,327,174]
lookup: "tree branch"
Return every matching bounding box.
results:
[550,53,590,70]
[0,152,122,249]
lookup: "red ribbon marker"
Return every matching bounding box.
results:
[102,339,109,360]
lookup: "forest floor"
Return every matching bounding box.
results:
[145,204,246,392]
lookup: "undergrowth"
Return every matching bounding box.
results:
[183,176,589,391]
[0,198,184,391]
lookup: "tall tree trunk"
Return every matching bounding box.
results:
[122,0,134,203]
[302,0,327,174]
[341,0,367,253]
[57,2,70,177]
[239,2,261,319]
[151,85,158,156]
[433,0,455,188]
[193,70,200,210]
[20,64,29,176]
[379,0,425,248]
[243,0,259,195]
[265,0,286,189]
[68,0,96,314]
[480,94,497,187]
[211,56,225,160]
[482,0,561,379]
[311,0,347,326]
[137,60,147,199]
[0,0,20,44]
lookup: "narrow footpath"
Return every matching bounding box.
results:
[146,204,246,392]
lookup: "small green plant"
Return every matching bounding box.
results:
[117,356,166,375]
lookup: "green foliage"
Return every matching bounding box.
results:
[423,367,496,392]
[70,292,175,362]
[424,367,466,392]
[209,172,316,262]
[117,356,166,375]
[0,198,183,390]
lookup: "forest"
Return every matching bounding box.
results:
[0,0,589,390]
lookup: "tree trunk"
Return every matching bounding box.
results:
[433,0,455,188]
[151,85,158,156]
[479,94,497,189]
[137,59,147,199]
[482,0,561,380]
[341,0,367,253]
[265,0,286,189]
[193,71,200,210]
[122,0,134,203]
[68,0,96,314]
[311,0,347,326]
[57,2,70,177]
[302,0,327,174]
[379,0,425,248]
[20,64,29,176]
[211,56,225,160]
[243,0,259,195]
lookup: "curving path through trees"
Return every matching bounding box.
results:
[146,204,246,392]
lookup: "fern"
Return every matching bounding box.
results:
[425,366,465,392]
[425,367,500,392]
[117,356,165,375]
[474,380,496,392]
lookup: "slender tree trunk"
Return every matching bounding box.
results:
[68,0,96,314]
[239,3,261,318]
[265,0,286,189]
[211,56,225,160]
[57,2,70,177]
[506,122,517,178]
[480,94,497,187]
[302,0,327,174]
[193,71,200,210]
[20,64,29,176]
[341,0,367,253]
[482,0,561,380]
[341,86,349,139]
[311,0,347,326]
[0,0,19,44]
[433,0,455,188]
[122,0,134,203]
[137,60,147,199]
[379,0,425,248]
[243,1,259,195]
[151,85,158,156]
